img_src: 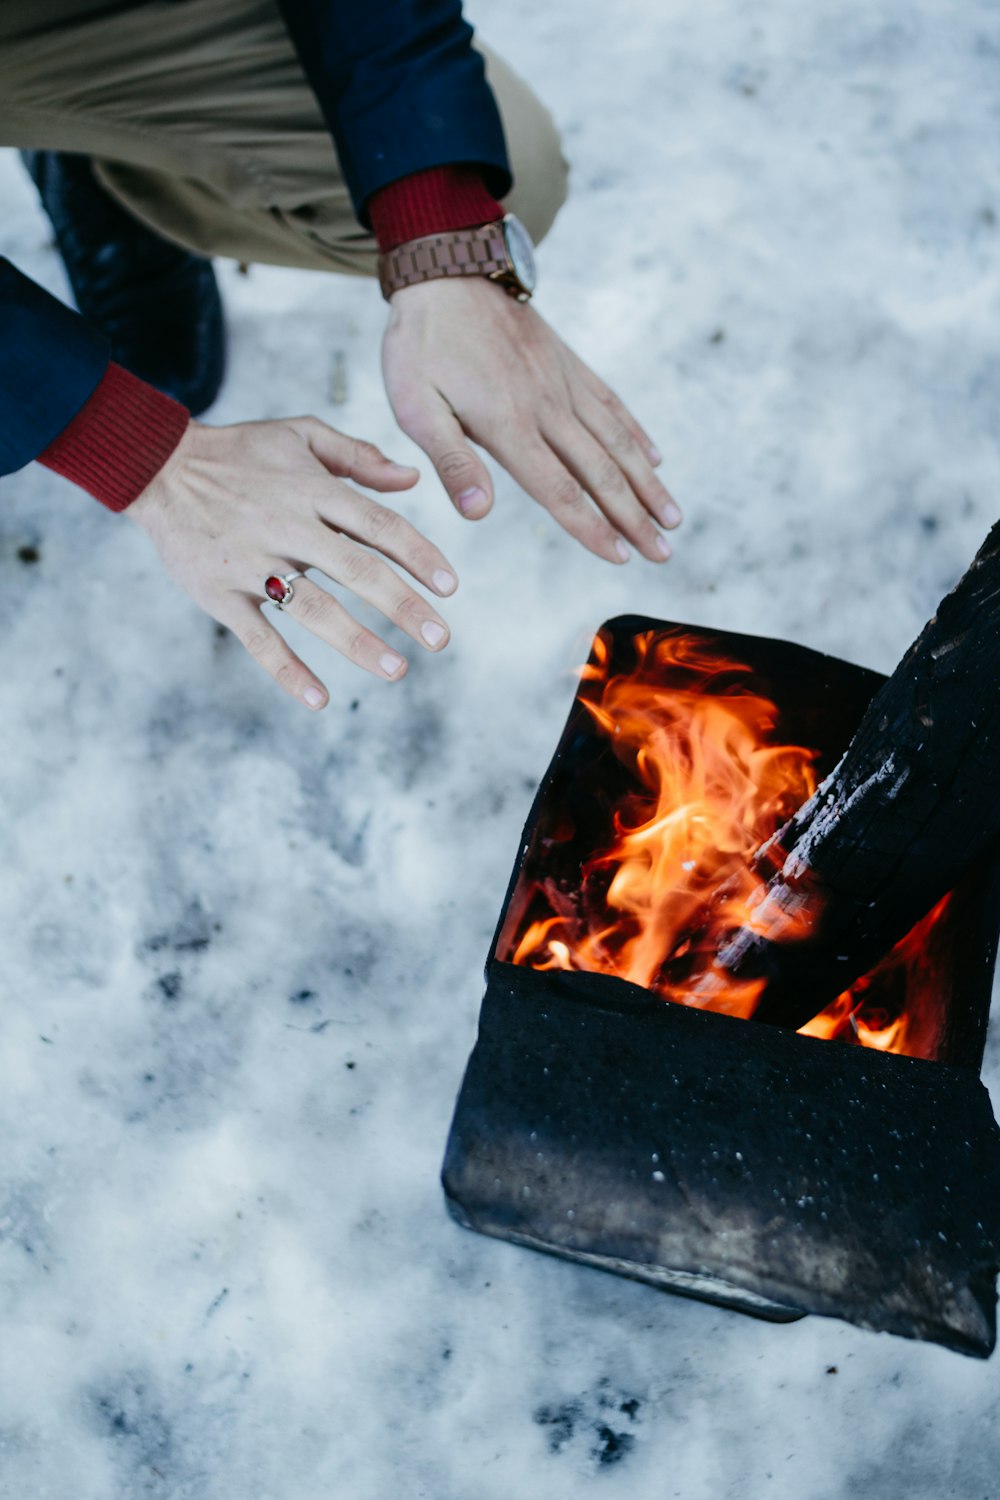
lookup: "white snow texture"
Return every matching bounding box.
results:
[2,1,1000,1496]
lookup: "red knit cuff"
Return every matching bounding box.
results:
[38,362,190,513]
[369,166,504,252]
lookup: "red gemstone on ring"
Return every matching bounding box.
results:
[265,575,290,604]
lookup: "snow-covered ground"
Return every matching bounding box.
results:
[2,1,1000,1495]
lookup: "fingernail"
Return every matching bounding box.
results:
[380,651,405,676]
[421,620,446,647]
[457,487,486,514]
[661,500,682,527]
[614,538,631,562]
[432,568,457,594]
[303,685,325,709]
[655,533,672,560]
[388,461,417,475]
[648,446,663,466]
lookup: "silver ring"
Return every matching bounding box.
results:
[263,571,304,610]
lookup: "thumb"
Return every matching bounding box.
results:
[405,397,494,520]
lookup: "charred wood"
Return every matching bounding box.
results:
[716,520,1000,1030]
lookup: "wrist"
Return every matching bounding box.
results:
[126,419,207,531]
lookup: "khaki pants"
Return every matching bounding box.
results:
[0,0,568,275]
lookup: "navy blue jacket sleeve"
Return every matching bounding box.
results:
[0,258,109,476]
[274,0,512,223]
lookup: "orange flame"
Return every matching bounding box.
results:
[503,630,951,1059]
[798,895,951,1056]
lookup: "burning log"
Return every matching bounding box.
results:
[715,520,1000,1031]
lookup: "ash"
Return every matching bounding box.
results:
[1,0,999,1495]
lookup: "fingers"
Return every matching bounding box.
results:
[499,438,629,563]
[544,420,672,564]
[568,354,667,475]
[315,492,458,601]
[391,365,679,560]
[286,416,420,494]
[281,576,415,680]
[291,534,451,656]
[223,598,331,711]
[395,394,494,520]
[225,585,410,704]
[572,388,683,531]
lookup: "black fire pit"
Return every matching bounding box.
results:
[442,618,1000,1356]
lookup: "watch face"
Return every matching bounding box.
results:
[503,215,537,294]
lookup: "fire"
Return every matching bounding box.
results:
[798,895,952,1055]
[504,628,951,1059]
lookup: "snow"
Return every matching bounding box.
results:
[2,0,1000,1494]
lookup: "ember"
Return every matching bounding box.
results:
[499,627,952,1059]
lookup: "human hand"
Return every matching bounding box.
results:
[381,278,682,564]
[127,417,458,711]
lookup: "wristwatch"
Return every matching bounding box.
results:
[377,213,537,303]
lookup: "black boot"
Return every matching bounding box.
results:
[22,150,226,416]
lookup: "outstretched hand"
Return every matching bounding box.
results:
[381,277,681,563]
[127,417,458,710]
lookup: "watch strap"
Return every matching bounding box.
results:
[377,223,511,301]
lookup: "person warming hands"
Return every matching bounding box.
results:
[0,0,682,710]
